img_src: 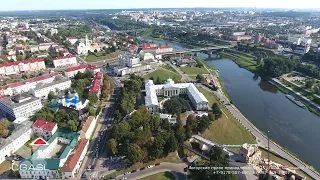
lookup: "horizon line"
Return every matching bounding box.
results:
[0,7,319,12]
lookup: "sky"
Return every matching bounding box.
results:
[1,0,320,11]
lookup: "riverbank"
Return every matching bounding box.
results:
[217,51,260,72]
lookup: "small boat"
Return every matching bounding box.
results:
[285,95,306,108]
[216,70,220,73]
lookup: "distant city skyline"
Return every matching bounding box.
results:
[1,0,320,11]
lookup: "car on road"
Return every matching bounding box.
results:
[131,169,137,173]
[86,165,92,171]
[120,178,127,180]
[124,172,131,175]
[140,167,146,171]
[184,167,188,172]
[147,165,154,169]
[155,163,160,166]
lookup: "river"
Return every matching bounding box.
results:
[141,38,320,170]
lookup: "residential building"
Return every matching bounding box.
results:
[58,92,89,111]
[30,75,71,99]
[59,49,70,57]
[32,120,58,140]
[0,58,46,76]
[19,130,80,179]
[38,42,56,51]
[88,72,103,97]
[53,54,77,68]
[74,35,100,55]
[140,52,155,60]
[62,138,89,179]
[13,117,29,128]
[0,121,33,163]
[119,54,140,67]
[0,93,42,119]
[114,64,151,77]
[79,116,97,139]
[160,114,177,124]
[144,79,208,113]
[65,64,100,78]
[0,73,58,96]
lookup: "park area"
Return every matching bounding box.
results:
[197,86,256,145]
[179,66,209,79]
[218,51,258,72]
[144,68,182,83]
[85,51,122,62]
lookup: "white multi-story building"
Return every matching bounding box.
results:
[79,116,97,139]
[53,55,77,68]
[144,79,208,113]
[32,120,58,140]
[38,42,56,51]
[0,121,33,163]
[0,73,58,96]
[62,138,89,179]
[65,64,100,78]
[30,75,71,99]
[114,64,151,77]
[119,54,140,67]
[0,93,42,119]
[0,59,46,76]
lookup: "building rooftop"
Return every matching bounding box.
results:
[80,116,95,134]
[62,138,88,172]
[0,120,33,151]
[65,64,99,73]
[0,58,44,68]
[32,119,57,132]
[52,54,75,61]
[33,74,70,91]
[0,93,40,109]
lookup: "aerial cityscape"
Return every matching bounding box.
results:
[0,1,320,180]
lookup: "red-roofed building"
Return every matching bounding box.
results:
[59,49,70,57]
[53,54,77,68]
[142,42,158,49]
[79,116,97,139]
[15,46,24,54]
[88,72,103,97]
[62,138,89,179]
[32,119,58,140]
[0,58,45,76]
[65,64,100,78]
[0,73,58,96]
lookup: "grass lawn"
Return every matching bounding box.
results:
[140,171,175,180]
[85,51,121,62]
[180,66,208,75]
[144,68,182,83]
[102,152,182,179]
[197,86,256,145]
[163,64,178,74]
[260,148,311,179]
[218,51,258,72]
[0,160,11,174]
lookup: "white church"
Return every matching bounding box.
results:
[74,35,101,55]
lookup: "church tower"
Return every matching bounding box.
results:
[85,34,89,46]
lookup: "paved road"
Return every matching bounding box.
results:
[166,62,192,82]
[115,163,187,180]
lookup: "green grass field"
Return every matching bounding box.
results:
[198,86,256,145]
[141,172,175,180]
[144,68,182,83]
[179,66,208,79]
[85,51,121,62]
[218,51,258,72]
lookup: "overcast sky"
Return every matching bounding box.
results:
[1,0,319,11]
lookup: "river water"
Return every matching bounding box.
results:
[141,38,320,170]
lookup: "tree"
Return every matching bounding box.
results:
[196,74,204,82]
[48,91,56,101]
[165,133,178,154]
[88,94,98,104]
[212,103,222,120]
[163,96,187,115]
[89,107,96,116]
[112,121,131,142]
[208,112,215,122]
[197,115,210,133]
[150,113,160,131]
[151,134,165,159]
[96,106,102,116]
[186,114,197,130]
[189,146,236,180]
[305,80,315,89]
[106,138,118,155]
[68,119,79,132]
[16,55,24,61]
[0,119,9,138]
[25,51,32,59]
[127,143,143,163]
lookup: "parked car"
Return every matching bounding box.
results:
[155,163,160,166]
[140,167,146,171]
[131,169,137,173]
[124,172,131,175]
[147,165,154,169]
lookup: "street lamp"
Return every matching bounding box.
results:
[267,130,270,174]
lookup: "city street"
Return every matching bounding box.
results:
[115,163,187,180]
